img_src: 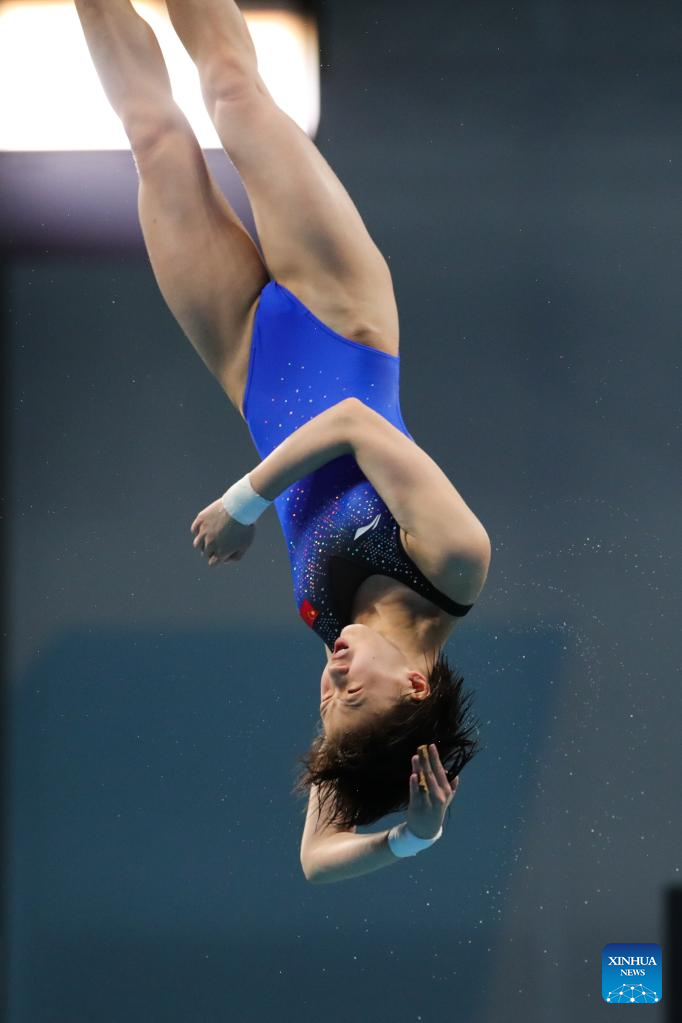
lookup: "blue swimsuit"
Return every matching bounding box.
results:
[242,280,473,650]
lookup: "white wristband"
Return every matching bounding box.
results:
[221,473,272,525]
[387,820,444,858]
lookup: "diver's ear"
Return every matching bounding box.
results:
[407,671,430,699]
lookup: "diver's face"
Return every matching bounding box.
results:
[320,623,428,738]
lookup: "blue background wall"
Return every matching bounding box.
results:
[4,1,680,1020]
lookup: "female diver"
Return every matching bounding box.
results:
[75,0,492,884]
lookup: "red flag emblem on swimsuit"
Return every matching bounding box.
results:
[299,598,318,626]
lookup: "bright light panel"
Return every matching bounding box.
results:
[0,1,319,150]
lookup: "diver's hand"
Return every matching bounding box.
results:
[190,498,255,567]
[406,743,459,840]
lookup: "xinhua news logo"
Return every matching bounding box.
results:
[602,943,662,1003]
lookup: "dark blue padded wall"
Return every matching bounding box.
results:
[8,625,560,1023]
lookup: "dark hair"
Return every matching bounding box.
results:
[291,648,480,830]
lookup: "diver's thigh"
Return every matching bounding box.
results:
[208,80,399,351]
[134,106,269,412]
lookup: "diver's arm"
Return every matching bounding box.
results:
[300,746,456,884]
[191,400,355,565]
[300,783,400,884]
[248,396,483,549]
[301,829,400,884]
[248,398,356,499]
[344,399,490,603]
[344,399,488,552]
[247,396,489,603]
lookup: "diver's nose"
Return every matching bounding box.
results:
[328,661,349,680]
[328,665,362,696]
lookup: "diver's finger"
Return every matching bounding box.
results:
[417,745,436,787]
[410,762,426,796]
[428,744,451,792]
[413,752,429,794]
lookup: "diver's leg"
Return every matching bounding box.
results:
[165,0,399,353]
[74,0,269,417]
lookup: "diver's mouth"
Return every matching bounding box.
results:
[333,638,349,655]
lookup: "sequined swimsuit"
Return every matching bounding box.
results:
[242,280,474,649]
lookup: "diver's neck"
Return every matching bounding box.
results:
[352,604,443,671]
